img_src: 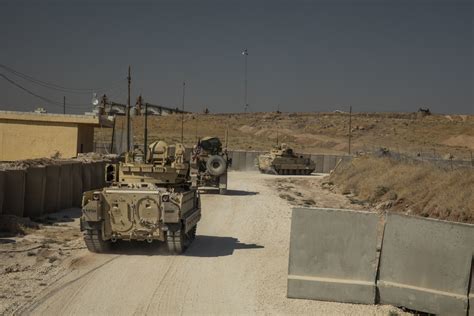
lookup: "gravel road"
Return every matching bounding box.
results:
[22,172,401,315]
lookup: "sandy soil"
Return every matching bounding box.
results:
[2,172,404,315]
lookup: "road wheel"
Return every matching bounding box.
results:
[83,229,111,253]
[167,227,196,255]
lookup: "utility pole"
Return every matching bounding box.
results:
[63,96,66,114]
[126,66,131,152]
[181,81,185,143]
[348,105,352,155]
[242,49,248,113]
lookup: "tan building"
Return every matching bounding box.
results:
[0,111,112,161]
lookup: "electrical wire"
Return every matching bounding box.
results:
[0,72,91,109]
[0,63,124,94]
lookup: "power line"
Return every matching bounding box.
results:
[0,63,124,94]
[0,72,90,109]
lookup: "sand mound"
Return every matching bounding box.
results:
[441,135,474,150]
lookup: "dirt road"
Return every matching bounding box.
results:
[18,172,401,315]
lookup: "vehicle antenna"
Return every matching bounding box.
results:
[181,81,185,143]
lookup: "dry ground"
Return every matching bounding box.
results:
[0,172,405,315]
[328,156,474,223]
[95,112,474,159]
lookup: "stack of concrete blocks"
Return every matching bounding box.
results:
[288,207,474,315]
[0,160,107,218]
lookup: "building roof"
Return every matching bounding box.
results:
[0,111,113,127]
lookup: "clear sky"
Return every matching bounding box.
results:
[0,0,472,114]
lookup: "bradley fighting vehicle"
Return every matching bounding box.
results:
[190,136,231,194]
[257,143,315,175]
[80,141,201,254]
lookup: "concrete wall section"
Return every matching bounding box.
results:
[245,152,258,171]
[311,155,324,173]
[378,213,474,316]
[469,260,473,316]
[322,155,337,173]
[59,164,73,209]
[287,207,379,304]
[71,163,83,207]
[0,170,4,214]
[82,163,92,192]
[44,165,61,213]
[24,166,46,218]
[237,151,247,171]
[3,169,26,217]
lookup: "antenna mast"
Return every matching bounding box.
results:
[181,81,185,143]
[126,66,131,152]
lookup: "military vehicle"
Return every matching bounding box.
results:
[80,141,201,254]
[257,143,315,175]
[190,136,231,194]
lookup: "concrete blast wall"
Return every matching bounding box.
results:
[59,163,73,210]
[44,165,61,214]
[71,163,83,207]
[3,169,26,217]
[288,208,474,315]
[82,163,92,192]
[0,170,4,215]
[378,213,474,316]
[287,208,379,304]
[24,166,46,218]
[0,160,107,218]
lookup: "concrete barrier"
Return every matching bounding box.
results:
[287,207,380,304]
[469,261,473,316]
[71,163,83,207]
[0,170,5,215]
[59,163,73,209]
[90,161,105,190]
[322,155,337,173]
[24,166,46,218]
[3,169,26,217]
[237,151,247,171]
[311,155,324,173]
[378,213,474,315]
[82,162,92,192]
[44,165,61,213]
[245,152,258,171]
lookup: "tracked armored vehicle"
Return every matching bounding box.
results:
[80,141,200,254]
[257,143,315,175]
[190,136,231,194]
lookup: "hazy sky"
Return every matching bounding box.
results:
[0,0,472,114]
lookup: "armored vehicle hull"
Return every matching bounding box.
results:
[257,144,315,175]
[81,141,201,254]
[190,137,231,194]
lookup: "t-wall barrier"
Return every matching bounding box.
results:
[378,213,474,316]
[0,160,107,219]
[288,208,474,315]
[287,207,380,304]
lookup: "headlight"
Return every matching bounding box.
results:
[162,194,170,202]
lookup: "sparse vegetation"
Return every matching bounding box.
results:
[328,156,474,223]
[95,112,474,159]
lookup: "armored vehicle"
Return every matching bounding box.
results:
[257,143,315,175]
[80,141,201,254]
[190,136,231,194]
